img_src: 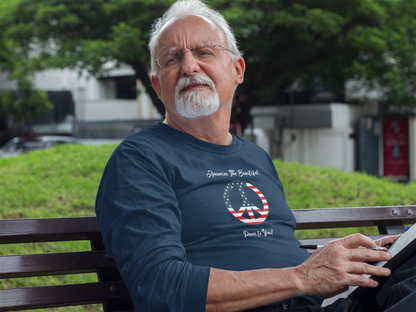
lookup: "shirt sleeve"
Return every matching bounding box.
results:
[95,145,210,312]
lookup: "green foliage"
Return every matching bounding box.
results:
[4,0,416,126]
[0,37,14,71]
[0,78,52,125]
[2,0,416,129]
[0,1,53,133]
[213,0,416,107]
[0,0,171,115]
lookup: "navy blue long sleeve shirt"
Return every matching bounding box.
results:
[95,123,324,311]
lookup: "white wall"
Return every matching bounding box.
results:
[1,67,162,122]
[1,68,99,100]
[331,104,361,129]
[281,128,355,172]
[84,99,139,121]
[33,68,101,101]
[251,104,360,172]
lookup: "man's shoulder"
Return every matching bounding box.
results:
[235,135,269,154]
[123,122,165,144]
[112,123,168,155]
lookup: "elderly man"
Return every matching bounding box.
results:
[95,0,415,311]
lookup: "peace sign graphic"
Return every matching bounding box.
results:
[223,180,269,225]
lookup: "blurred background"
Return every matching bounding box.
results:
[1,0,415,181]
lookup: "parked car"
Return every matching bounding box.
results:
[0,136,79,158]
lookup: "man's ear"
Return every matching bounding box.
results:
[234,57,245,85]
[151,74,163,100]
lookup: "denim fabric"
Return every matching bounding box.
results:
[283,253,416,312]
[376,253,416,312]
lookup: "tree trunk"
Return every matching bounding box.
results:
[131,61,166,118]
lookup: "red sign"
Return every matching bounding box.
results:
[383,119,408,179]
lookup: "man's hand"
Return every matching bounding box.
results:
[374,234,401,248]
[295,233,393,296]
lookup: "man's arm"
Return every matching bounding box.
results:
[206,234,393,312]
[96,146,210,312]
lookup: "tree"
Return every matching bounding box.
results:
[0,7,52,140]
[2,0,416,131]
[0,78,52,137]
[214,0,416,128]
[0,0,171,117]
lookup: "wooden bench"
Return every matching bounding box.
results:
[0,205,415,311]
[0,218,133,312]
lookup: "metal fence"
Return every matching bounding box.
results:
[274,107,332,128]
[72,119,162,139]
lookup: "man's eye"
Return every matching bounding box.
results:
[166,55,181,65]
[196,49,214,57]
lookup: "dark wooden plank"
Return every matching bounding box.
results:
[292,205,416,230]
[0,251,118,279]
[0,281,131,311]
[90,240,133,311]
[0,217,101,244]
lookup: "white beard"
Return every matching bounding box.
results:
[174,74,220,118]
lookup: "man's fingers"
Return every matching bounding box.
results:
[374,234,401,247]
[347,261,391,277]
[341,233,377,249]
[349,274,379,288]
[347,248,393,262]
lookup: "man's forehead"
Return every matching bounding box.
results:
[156,15,225,48]
[159,42,213,55]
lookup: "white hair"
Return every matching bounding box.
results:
[149,0,239,75]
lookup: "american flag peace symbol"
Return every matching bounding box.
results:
[223,180,269,225]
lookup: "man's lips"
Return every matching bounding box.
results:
[180,83,209,93]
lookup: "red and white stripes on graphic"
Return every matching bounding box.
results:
[227,182,269,225]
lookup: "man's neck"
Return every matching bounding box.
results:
[164,113,233,146]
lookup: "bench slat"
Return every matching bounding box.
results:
[0,217,101,244]
[0,251,118,279]
[0,281,130,311]
[293,206,416,230]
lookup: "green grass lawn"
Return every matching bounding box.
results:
[0,144,118,312]
[1,144,415,311]
[273,159,416,239]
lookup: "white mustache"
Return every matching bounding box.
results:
[175,74,216,95]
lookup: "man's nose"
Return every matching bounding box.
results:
[180,49,200,76]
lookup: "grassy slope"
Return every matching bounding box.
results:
[0,145,415,310]
[0,144,118,312]
[274,159,416,209]
[0,144,117,219]
[273,159,416,238]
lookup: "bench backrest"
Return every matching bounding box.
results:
[293,205,416,232]
[0,217,133,312]
[0,205,415,311]
[294,205,416,247]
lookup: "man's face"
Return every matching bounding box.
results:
[151,15,244,119]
